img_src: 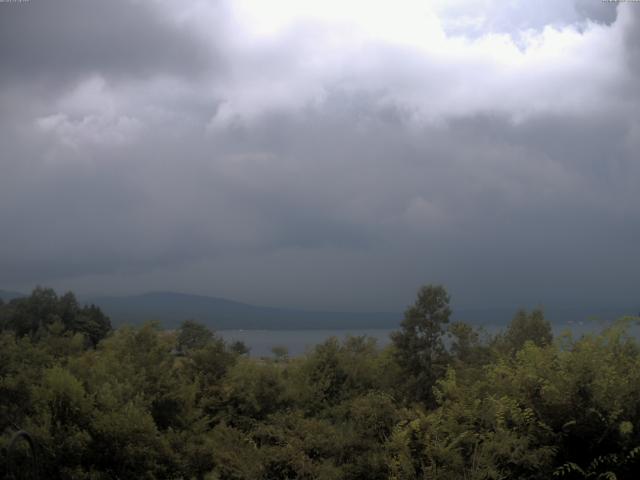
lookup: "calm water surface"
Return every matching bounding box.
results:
[218,321,622,357]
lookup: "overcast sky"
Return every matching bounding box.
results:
[1,0,638,311]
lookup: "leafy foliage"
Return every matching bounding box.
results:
[391,284,452,405]
[1,286,639,479]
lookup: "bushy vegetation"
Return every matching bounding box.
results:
[1,286,639,479]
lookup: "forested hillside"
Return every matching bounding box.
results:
[1,286,639,479]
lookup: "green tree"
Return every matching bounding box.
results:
[0,287,111,347]
[498,308,553,355]
[448,321,480,363]
[447,321,492,384]
[219,359,288,428]
[229,340,250,356]
[6,286,59,337]
[391,284,452,405]
[74,303,111,348]
[177,319,214,353]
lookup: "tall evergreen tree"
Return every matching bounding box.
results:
[391,284,451,405]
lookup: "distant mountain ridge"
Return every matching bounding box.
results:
[85,291,638,330]
[83,291,401,330]
[3,288,637,330]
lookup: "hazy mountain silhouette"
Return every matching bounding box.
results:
[85,291,638,330]
[3,289,636,330]
[84,291,400,329]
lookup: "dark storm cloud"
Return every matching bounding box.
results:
[0,0,639,310]
[4,94,639,307]
[0,0,214,86]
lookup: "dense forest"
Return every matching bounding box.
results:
[1,286,639,479]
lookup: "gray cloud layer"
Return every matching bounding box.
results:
[0,0,213,85]
[0,0,638,311]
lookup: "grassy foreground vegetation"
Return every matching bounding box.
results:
[1,286,639,479]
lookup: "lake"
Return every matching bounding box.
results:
[218,320,627,357]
